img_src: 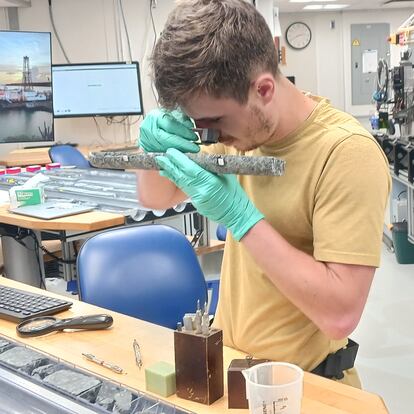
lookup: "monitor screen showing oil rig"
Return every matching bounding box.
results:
[0,31,53,143]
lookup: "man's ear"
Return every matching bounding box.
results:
[252,74,275,105]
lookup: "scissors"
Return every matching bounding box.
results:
[16,314,113,337]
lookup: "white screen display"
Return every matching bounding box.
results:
[52,62,143,117]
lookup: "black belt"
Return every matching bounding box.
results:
[311,339,359,380]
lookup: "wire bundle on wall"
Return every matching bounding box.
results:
[374,58,389,108]
[47,0,149,143]
[48,0,71,64]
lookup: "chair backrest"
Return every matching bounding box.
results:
[77,224,208,329]
[49,144,91,168]
[216,224,227,241]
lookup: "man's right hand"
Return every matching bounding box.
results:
[139,109,200,153]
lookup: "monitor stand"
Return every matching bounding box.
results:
[23,144,53,149]
[24,142,78,149]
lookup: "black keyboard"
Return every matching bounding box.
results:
[0,285,72,322]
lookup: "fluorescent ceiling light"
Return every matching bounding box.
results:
[303,3,350,10]
[324,4,349,9]
[289,0,336,2]
[0,0,31,5]
[304,4,324,9]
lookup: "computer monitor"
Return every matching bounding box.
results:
[287,76,296,85]
[0,30,53,144]
[52,62,144,118]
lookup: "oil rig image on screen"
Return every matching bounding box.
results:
[0,31,53,143]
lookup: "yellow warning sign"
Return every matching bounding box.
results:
[352,39,360,46]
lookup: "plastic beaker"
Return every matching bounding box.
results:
[242,362,303,414]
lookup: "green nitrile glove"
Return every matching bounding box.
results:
[156,148,264,241]
[138,109,200,153]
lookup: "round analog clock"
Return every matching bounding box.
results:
[285,22,312,50]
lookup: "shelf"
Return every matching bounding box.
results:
[388,12,414,46]
[390,167,413,188]
[389,166,414,246]
[185,236,225,256]
[194,239,225,256]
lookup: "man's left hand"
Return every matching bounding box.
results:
[156,148,264,241]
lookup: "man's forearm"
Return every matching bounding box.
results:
[136,170,188,209]
[241,220,374,340]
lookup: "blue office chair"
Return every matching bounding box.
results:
[216,224,227,241]
[203,224,226,317]
[49,144,91,168]
[76,224,208,329]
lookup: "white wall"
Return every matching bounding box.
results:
[0,7,7,27]
[0,0,176,157]
[279,12,345,110]
[279,9,411,115]
[279,13,318,99]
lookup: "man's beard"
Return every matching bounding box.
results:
[231,105,273,152]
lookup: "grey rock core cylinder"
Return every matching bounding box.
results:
[89,151,285,177]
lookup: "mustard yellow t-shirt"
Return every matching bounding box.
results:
[204,96,390,387]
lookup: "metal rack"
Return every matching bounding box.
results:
[0,168,204,285]
[0,335,194,414]
[388,13,414,46]
[389,167,414,244]
[0,168,190,221]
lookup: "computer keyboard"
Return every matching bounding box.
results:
[0,285,72,322]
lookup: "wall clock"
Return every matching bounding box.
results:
[285,22,312,50]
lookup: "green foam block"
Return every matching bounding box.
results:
[145,361,176,397]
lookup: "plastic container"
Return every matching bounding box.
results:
[391,222,414,264]
[26,165,42,173]
[6,167,21,175]
[243,362,303,414]
[46,163,61,170]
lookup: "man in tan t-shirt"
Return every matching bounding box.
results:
[136,0,390,388]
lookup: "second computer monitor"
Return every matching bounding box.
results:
[52,62,144,118]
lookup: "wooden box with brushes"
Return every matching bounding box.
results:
[174,303,223,405]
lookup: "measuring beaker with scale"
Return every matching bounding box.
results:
[242,362,303,414]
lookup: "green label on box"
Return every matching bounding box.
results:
[15,189,42,206]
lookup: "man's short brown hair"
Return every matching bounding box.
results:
[151,0,279,109]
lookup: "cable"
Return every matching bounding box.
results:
[149,0,159,106]
[397,190,407,200]
[127,117,141,126]
[37,243,76,265]
[105,115,142,126]
[93,117,106,143]
[107,0,140,131]
[149,0,157,55]
[119,0,132,63]
[48,0,71,64]
[26,230,76,265]
[29,232,47,289]
[106,116,129,125]
[374,59,389,107]
[190,229,204,247]
[184,215,188,235]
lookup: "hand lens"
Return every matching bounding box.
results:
[193,128,220,145]
[16,314,113,337]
